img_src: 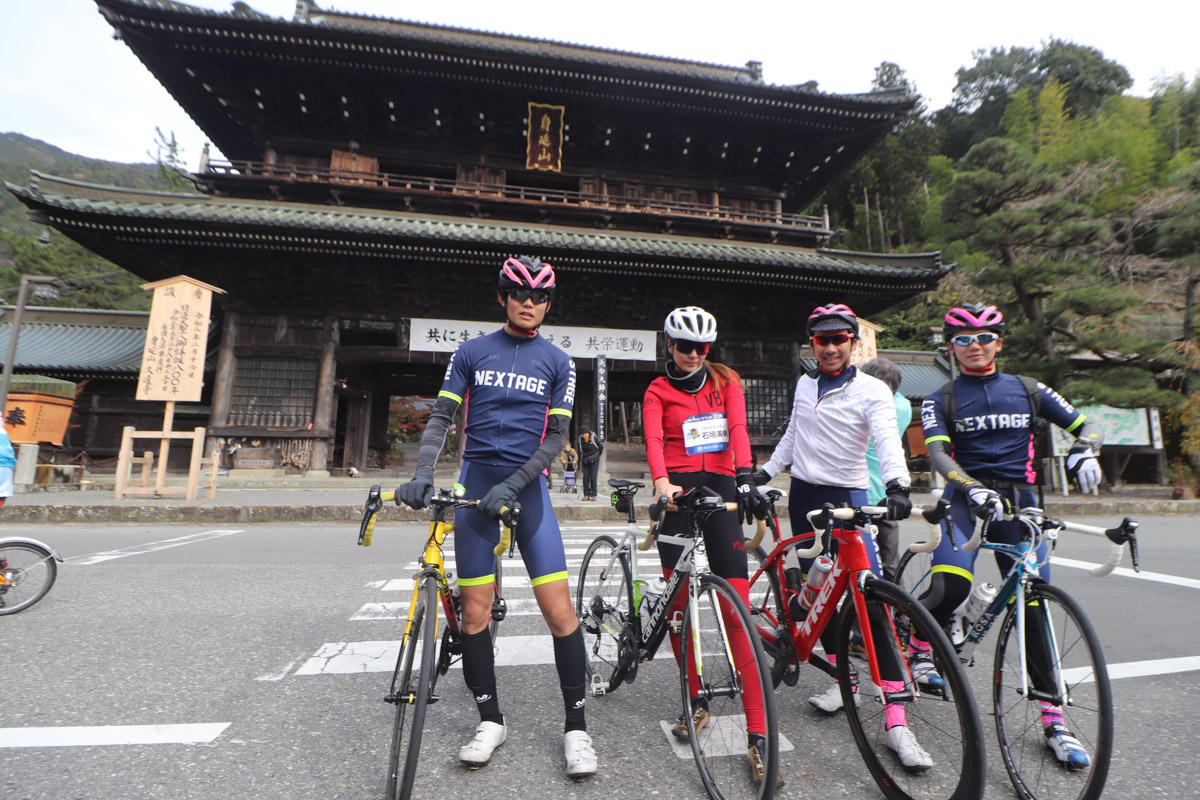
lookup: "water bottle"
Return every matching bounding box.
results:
[949,582,996,646]
[798,555,834,612]
[639,576,667,619]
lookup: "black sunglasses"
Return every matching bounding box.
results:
[671,340,710,355]
[508,288,550,305]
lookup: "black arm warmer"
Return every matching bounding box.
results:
[926,439,980,494]
[501,413,571,493]
[415,395,460,470]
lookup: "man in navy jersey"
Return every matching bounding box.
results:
[918,303,1104,769]
[397,256,595,778]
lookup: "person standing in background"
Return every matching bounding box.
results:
[578,430,603,501]
[860,357,912,583]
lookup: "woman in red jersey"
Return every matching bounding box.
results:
[643,306,774,787]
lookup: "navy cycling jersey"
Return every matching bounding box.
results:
[438,328,575,468]
[921,371,1085,483]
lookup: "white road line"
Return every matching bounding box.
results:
[295,634,670,676]
[0,723,231,748]
[1062,655,1200,685]
[659,717,796,759]
[255,659,299,681]
[351,599,544,621]
[66,530,245,565]
[1051,557,1200,590]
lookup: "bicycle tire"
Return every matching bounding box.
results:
[0,542,58,615]
[747,545,797,689]
[993,582,1113,800]
[574,534,634,694]
[386,578,438,800]
[679,573,779,800]
[836,577,986,800]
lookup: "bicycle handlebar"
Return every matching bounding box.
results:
[917,498,1140,576]
[798,505,889,559]
[638,490,747,550]
[357,484,520,556]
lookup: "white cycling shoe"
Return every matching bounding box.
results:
[808,682,858,715]
[1045,723,1091,770]
[886,725,933,771]
[458,721,506,767]
[564,729,598,778]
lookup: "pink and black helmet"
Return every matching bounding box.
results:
[498,256,556,296]
[806,303,859,337]
[943,303,1005,337]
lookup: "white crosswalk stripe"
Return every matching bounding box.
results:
[286,531,671,679]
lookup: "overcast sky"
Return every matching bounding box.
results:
[2,0,1196,167]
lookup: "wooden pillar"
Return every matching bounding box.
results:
[207,310,238,456]
[308,316,339,476]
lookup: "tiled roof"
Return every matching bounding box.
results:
[97,0,916,108]
[9,173,949,283]
[0,321,148,375]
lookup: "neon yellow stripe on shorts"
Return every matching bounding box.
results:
[931,564,974,582]
[459,574,494,588]
[531,570,568,588]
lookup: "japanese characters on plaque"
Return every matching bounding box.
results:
[410,318,656,362]
[526,102,564,172]
[136,276,225,402]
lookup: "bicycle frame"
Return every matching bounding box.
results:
[752,510,912,697]
[584,482,766,693]
[358,485,516,680]
[927,504,1139,705]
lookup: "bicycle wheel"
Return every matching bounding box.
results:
[386,578,438,800]
[678,573,778,800]
[575,535,634,693]
[895,546,933,601]
[836,578,985,800]
[747,545,796,688]
[993,582,1112,800]
[0,542,58,615]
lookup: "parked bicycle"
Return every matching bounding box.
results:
[358,484,518,800]
[746,489,986,800]
[896,499,1139,800]
[0,536,63,615]
[575,478,778,800]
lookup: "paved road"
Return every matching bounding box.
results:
[2,513,1198,799]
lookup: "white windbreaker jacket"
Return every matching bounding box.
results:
[761,368,910,491]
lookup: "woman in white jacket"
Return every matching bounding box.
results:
[755,304,929,769]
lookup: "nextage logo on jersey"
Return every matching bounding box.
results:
[954,413,1032,433]
[473,369,550,396]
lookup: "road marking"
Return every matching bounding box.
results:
[351,599,544,621]
[659,717,795,758]
[256,659,299,681]
[295,634,669,676]
[1062,655,1200,685]
[1051,557,1200,590]
[66,530,245,565]
[0,723,230,748]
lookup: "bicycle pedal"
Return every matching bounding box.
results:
[589,674,607,697]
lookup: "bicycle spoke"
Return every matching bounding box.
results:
[993,583,1112,800]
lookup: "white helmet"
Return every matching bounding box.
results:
[664,306,718,343]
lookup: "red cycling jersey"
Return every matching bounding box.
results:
[643,371,752,480]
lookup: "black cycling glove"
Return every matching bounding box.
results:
[884,479,912,521]
[396,466,435,510]
[736,467,770,524]
[478,477,522,521]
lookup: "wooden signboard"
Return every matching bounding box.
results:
[137,276,223,402]
[117,276,225,500]
[526,102,564,172]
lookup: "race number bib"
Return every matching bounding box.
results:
[682,412,729,455]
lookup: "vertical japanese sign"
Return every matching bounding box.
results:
[136,276,226,402]
[526,102,564,172]
[595,355,607,443]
